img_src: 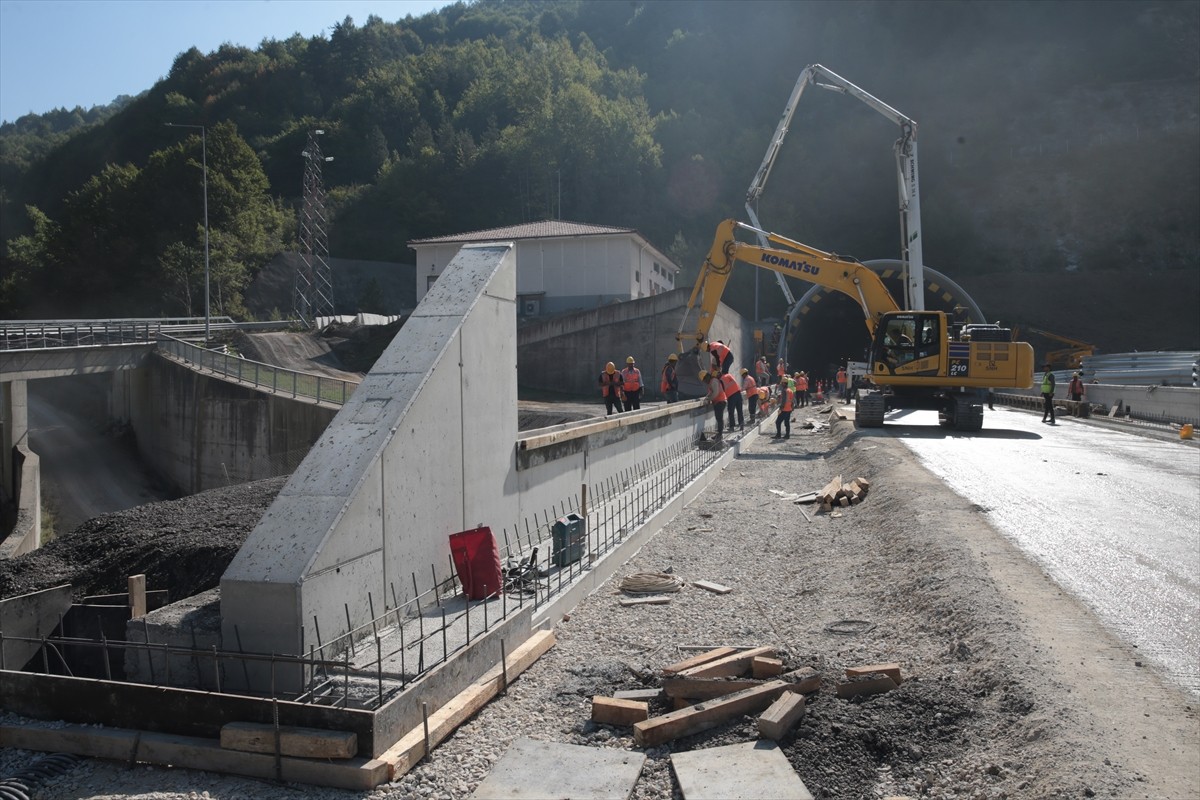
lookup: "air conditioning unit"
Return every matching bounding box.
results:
[521,299,541,317]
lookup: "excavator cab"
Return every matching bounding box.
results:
[869,312,945,378]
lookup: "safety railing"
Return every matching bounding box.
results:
[156,335,360,406]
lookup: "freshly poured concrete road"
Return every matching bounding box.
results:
[872,405,1200,697]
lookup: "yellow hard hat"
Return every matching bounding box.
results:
[667,353,678,362]
[740,368,749,375]
[626,356,635,364]
[605,362,616,373]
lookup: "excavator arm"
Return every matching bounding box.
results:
[677,219,900,350]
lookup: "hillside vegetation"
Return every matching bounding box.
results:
[1,0,1197,351]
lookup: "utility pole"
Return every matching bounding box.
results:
[295,129,335,325]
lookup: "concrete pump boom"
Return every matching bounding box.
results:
[744,64,925,312]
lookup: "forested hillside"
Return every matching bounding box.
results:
[1,0,1197,350]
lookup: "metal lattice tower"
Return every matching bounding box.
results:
[295,129,334,324]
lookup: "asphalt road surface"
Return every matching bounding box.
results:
[870,403,1200,698]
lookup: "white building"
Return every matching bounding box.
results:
[409,220,680,316]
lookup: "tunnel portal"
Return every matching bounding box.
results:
[781,260,986,383]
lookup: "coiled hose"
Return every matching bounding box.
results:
[0,753,83,800]
[618,571,684,594]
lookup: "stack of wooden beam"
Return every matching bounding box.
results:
[817,474,870,511]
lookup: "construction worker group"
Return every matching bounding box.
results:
[600,339,839,439]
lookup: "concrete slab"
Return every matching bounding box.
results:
[470,737,645,800]
[669,741,812,800]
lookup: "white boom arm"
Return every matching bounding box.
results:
[745,64,925,311]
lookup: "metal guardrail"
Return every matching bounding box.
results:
[1078,352,1199,387]
[156,335,360,406]
[0,318,300,351]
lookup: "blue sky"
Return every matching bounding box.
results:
[0,0,452,124]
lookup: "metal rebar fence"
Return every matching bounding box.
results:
[157,335,359,406]
[0,434,723,710]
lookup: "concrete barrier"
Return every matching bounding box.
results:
[1002,383,1199,426]
[1,446,40,559]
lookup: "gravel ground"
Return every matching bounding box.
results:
[3,414,1197,799]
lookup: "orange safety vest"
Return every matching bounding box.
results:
[836,369,847,386]
[758,387,769,403]
[776,361,786,377]
[599,371,621,396]
[797,376,809,391]
[621,366,643,392]
[709,341,731,366]
[781,387,795,412]
[742,375,757,396]
[660,363,676,393]
[719,373,740,401]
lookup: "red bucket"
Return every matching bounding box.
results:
[449,526,502,600]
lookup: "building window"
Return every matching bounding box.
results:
[635,271,640,284]
[653,262,660,274]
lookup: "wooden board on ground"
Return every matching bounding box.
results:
[662,647,737,676]
[614,688,663,701]
[692,580,732,595]
[379,629,556,779]
[592,697,649,725]
[757,693,806,740]
[845,662,902,684]
[661,677,762,700]
[470,737,645,800]
[0,723,387,791]
[219,721,357,759]
[751,657,784,679]
[781,667,822,695]
[619,596,671,607]
[678,646,775,679]
[669,741,813,800]
[818,474,843,504]
[633,681,790,747]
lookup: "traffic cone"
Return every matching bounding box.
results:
[815,381,824,403]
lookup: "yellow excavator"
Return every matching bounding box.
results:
[677,219,1036,431]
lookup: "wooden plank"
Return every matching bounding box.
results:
[633,680,790,747]
[614,688,663,701]
[679,646,775,679]
[661,647,737,676]
[692,580,732,595]
[835,676,898,699]
[220,721,357,759]
[757,692,806,740]
[845,662,902,684]
[853,476,871,490]
[0,723,388,791]
[661,677,762,700]
[619,596,671,607]
[818,474,842,504]
[378,628,556,780]
[592,696,649,725]
[781,667,822,695]
[127,574,146,619]
[752,656,784,679]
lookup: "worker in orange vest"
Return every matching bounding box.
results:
[621,356,643,411]
[758,385,770,417]
[598,362,622,416]
[796,371,809,407]
[700,370,728,438]
[720,371,743,430]
[836,366,848,402]
[703,340,734,375]
[773,377,795,439]
[776,358,786,380]
[660,353,680,403]
[741,368,759,423]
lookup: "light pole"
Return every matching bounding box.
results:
[165,122,210,343]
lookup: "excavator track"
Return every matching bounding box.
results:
[854,392,886,428]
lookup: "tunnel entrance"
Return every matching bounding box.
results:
[782,260,985,385]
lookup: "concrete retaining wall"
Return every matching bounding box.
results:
[517,288,755,399]
[0,446,40,559]
[222,243,522,689]
[119,361,341,495]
